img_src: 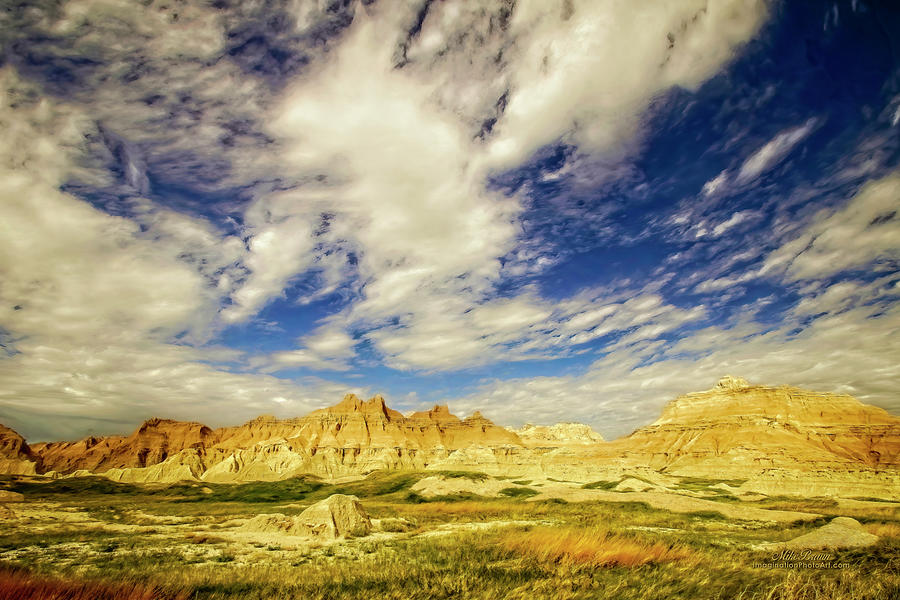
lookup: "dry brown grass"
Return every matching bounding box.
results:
[864,522,900,538]
[501,526,695,568]
[0,566,189,600]
[184,532,227,544]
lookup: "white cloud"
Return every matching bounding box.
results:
[453,297,900,440]
[762,172,900,281]
[264,326,357,372]
[0,2,778,441]
[459,168,900,437]
[486,0,768,169]
[712,210,755,236]
[736,118,817,184]
[702,171,729,196]
[0,68,352,441]
[231,0,768,369]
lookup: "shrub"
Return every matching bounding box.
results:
[499,487,539,499]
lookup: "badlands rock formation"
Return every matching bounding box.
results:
[0,424,40,475]
[32,418,214,474]
[507,423,605,447]
[597,376,900,472]
[2,378,898,497]
[18,395,540,482]
[241,494,372,540]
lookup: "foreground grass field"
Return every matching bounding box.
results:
[1,472,898,600]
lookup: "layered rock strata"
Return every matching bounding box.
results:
[2,377,897,497]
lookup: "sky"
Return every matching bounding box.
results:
[0,0,898,443]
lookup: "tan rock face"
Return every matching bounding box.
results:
[410,475,513,498]
[240,494,372,540]
[295,494,372,539]
[592,376,900,478]
[508,423,605,447]
[776,517,879,550]
[4,377,897,495]
[0,490,25,502]
[33,418,214,474]
[20,394,525,481]
[0,423,40,475]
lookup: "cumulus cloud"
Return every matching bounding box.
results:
[485,0,768,169]
[0,69,350,441]
[4,0,829,443]
[263,326,358,372]
[230,0,768,370]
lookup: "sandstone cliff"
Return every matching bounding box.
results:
[0,423,40,475]
[5,379,898,494]
[32,418,214,474]
[591,375,900,480]
[22,395,534,482]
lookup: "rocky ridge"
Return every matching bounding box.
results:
[0,423,40,475]
[20,395,539,483]
[3,377,899,498]
[595,375,900,472]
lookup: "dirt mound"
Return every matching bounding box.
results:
[239,494,372,540]
[410,475,511,498]
[778,517,879,550]
[0,491,24,502]
[240,513,305,535]
[296,494,372,539]
[528,484,820,523]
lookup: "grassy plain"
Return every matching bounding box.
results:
[0,472,898,600]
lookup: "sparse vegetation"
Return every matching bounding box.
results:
[1,472,898,599]
[581,479,619,490]
[498,487,538,498]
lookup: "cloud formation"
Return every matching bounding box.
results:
[226,0,769,372]
[1,1,898,443]
[453,170,900,437]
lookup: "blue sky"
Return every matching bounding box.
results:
[0,0,898,442]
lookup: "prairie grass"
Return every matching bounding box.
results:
[864,521,900,538]
[3,472,900,600]
[0,566,189,600]
[501,526,696,568]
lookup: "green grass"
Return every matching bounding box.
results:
[429,470,489,481]
[581,479,620,490]
[498,487,539,499]
[1,476,144,498]
[675,477,748,490]
[179,476,326,503]
[4,526,899,600]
